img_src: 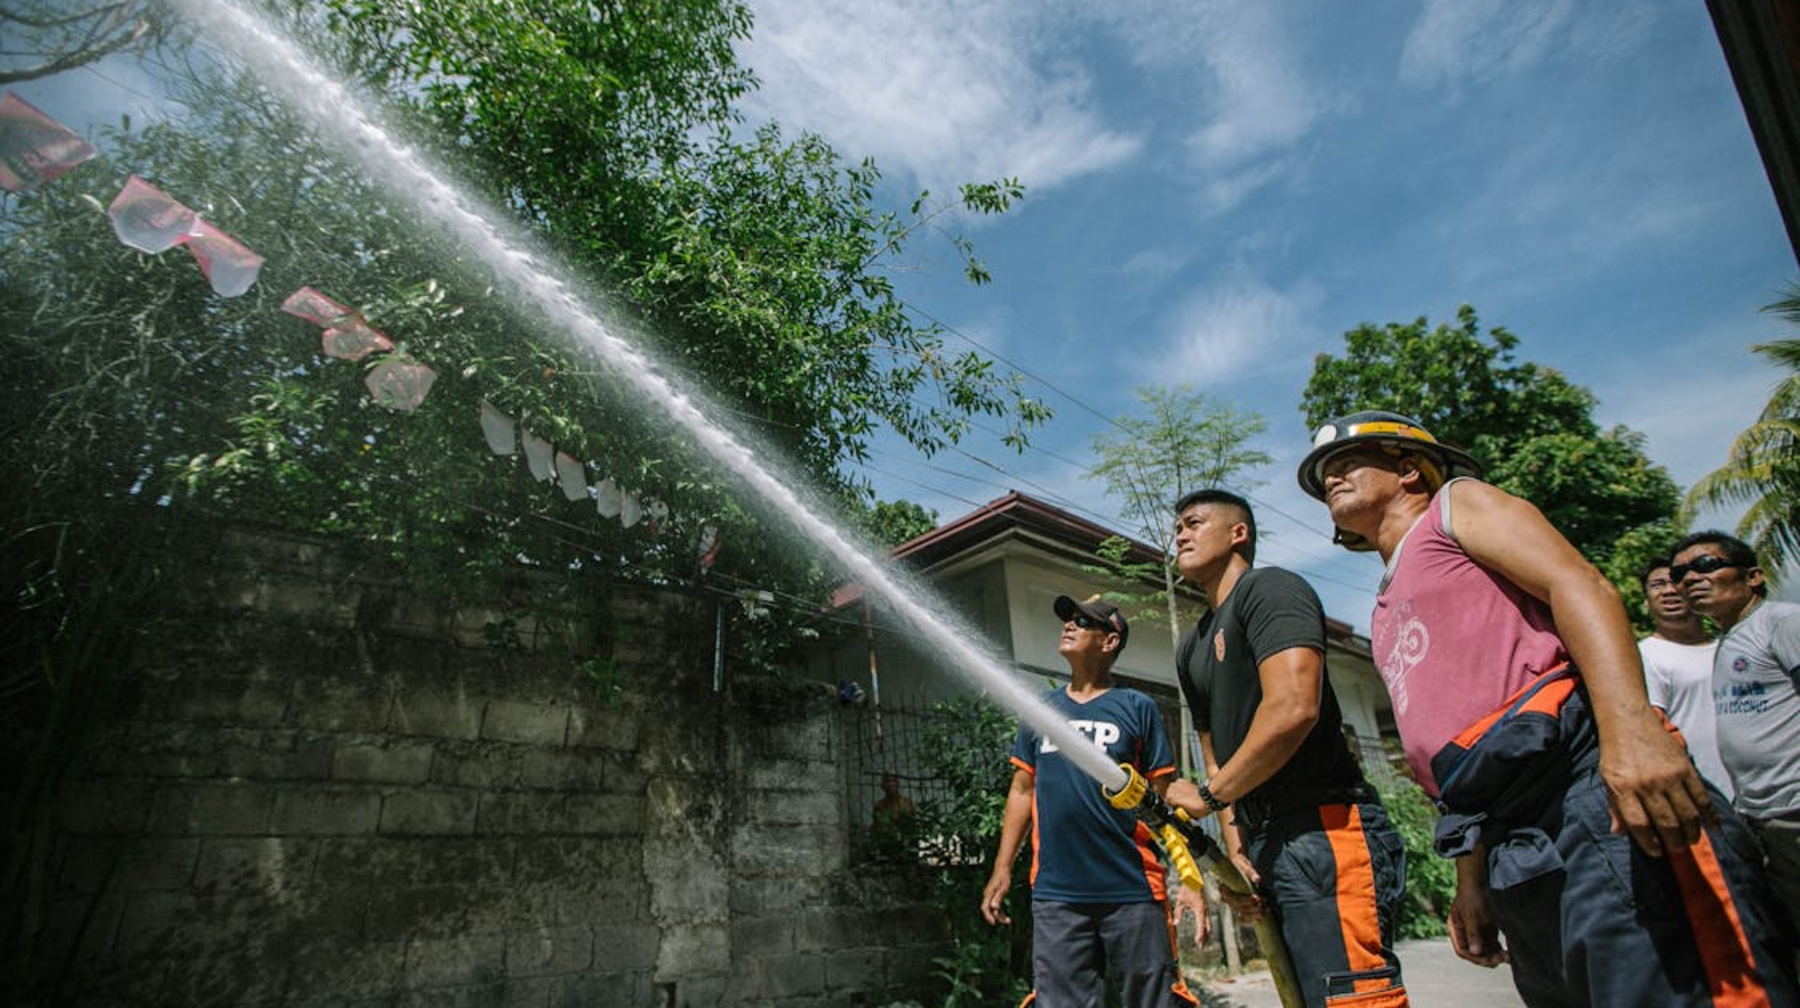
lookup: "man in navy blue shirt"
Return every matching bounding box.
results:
[981,595,1199,1007]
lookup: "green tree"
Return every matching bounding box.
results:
[1600,518,1685,635]
[2,2,1051,978]
[0,1,156,84]
[1681,286,1800,582]
[1301,305,1679,575]
[1085,386,1271,647]
[302,0,1047,484]
[865,499,940,548]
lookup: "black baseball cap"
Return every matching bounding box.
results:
[1053,594,1129,650]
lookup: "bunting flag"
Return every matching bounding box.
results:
[697,524,722,572]
[282,286,395,360]
[107,175,263,296]
[593,477,622,518]
[553,451,589,502]
[182,218,264,297]
[0,92,97,192]
[321,318,393,361]
[364,359,435,412]
[108,175,197,252]
[467,395,687,540]
[645,498,669,532]
[522,431,555,482]
[479,400,516,456]
[280,286,355,327]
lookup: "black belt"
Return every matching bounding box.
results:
[1233,782,1375,831]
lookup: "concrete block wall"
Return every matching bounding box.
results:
[23,529,947,1007]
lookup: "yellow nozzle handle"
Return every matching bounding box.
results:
[1158,823,1204,891]
[1104,764,1203,891]
[1103,762,1148,810]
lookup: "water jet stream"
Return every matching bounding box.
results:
[166,0,1129,791]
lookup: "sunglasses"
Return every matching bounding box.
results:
[1071,613,1113,632]
[1668,555,1743,582]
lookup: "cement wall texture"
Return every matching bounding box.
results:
[20,529,947,1007]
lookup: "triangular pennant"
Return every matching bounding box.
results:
[554,452,589,502]
[0,91,97,192]
[321,318,393,361]
[593,477,622,518]
[108,175,197,253]
[697,524,722,572]
[619,492,643,529]
[281,287,356,327]
[479,400,515,456]
[183,219,263,297]
[364,359,436,412]
[522,431,554,482]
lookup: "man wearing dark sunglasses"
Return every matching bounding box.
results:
[981,594,1201,1008]
[1671,531,1800,925]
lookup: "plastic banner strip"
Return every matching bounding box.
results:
[108,174,198,253]
[183,218,264,297]
[554,452,589,502]
[593,477,622,517]
[364,359,435,412]
[280,286,356,327]
[479,400,516,456]
[321,318,393,361]
[0,91,97,192]
[522,431,554,482]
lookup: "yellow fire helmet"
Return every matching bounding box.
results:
[1297,411,1482,551]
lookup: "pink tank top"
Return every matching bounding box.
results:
[1371,480,1569,795]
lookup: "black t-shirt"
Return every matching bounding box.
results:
[1177,567,1366,819]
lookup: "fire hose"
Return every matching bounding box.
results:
[1104,764,1303,1008]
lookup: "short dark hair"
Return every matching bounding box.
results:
[1173,488,1257,561]
[1640,555,1672,588]
[1671,530,1766,597]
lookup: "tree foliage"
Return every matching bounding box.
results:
[1301,305,1679,572]
[0,1,156,84]
[864,499,939,548]
[302,0,1046,483]
[1085,385,1270,644]
[1681,285,1800,582]
[2,0,1053,971]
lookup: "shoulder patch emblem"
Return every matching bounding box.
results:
[1213,629,1226,662]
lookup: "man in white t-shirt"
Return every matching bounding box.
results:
[1637,557,1730,799]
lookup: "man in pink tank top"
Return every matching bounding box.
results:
[1297,410,1797,1008]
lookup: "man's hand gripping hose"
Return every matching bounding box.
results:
[1104,764,1304,1008]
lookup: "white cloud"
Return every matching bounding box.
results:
[1150,272,1324,385]
[738,2,1332,212]
[738,1,1141,196]
[1400,0,1653,91]
[1096,3,1327,211]
[1593,334,1779,488]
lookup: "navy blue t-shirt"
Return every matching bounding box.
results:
[1009,686,1176,903]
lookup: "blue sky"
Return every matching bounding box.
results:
[734,0,1800,625]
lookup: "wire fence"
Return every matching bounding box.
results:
[836,693,1412,870]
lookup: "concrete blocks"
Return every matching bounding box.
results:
[380,790,480,835]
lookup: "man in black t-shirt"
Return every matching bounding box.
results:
[1163,489,1410,1008]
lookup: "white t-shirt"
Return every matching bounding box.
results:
[1639,635,1731,799]
[1714,600,1800,818]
